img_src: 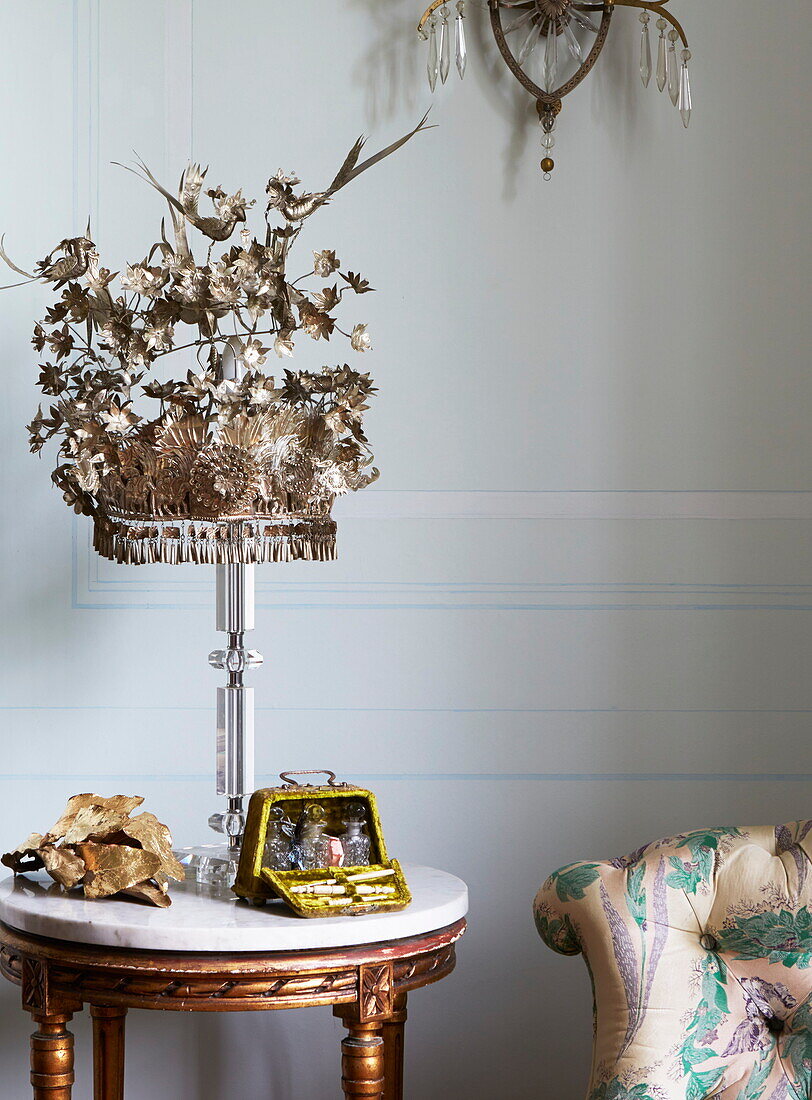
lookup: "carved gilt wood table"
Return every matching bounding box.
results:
[0,863,467,1099]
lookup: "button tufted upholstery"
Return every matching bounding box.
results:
[534,822,812,1099]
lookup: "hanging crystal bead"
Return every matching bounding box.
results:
[518,19,542,64]
[678,48,692,127]
[439,5,451,83]
[427,16,439,92]
[666,29,679,105]
[538,95,557,179]
[562,16,583,62]
[543,18,559,92]
[456,1,467,79]
[569,7,598,33]
[539,105,557,133]
[639,12,652,88]
[656,18,667,91]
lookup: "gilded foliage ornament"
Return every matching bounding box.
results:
[2,794,184,908]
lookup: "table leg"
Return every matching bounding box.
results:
[30,1013,74,1099]
[336,1012,386,1098]
[91,1005,126,1100]
[382,994,407,1100]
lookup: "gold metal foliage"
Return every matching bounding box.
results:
[1,794,185,908]
[3,116,430,564]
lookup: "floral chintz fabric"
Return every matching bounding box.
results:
[535,822,812,1099]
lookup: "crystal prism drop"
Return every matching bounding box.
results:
[439,7,451,84]
[427,18,438,92]
[562,17,583,62]
[570,7,598,33]
[639,16,652,87]
[518,19,542,64]
[666,37,679,104]
[504,8,534,34]
[656,22,667,91]
[678,61,692,127]
[455,7,467,79]
[543,19,559,92]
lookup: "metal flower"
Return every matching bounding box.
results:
[274,334,295,358]
[101,401,140,434]
[237,338,267,369]
[121,263,166,297]
[351,323,372,352]
[313,249,340,277]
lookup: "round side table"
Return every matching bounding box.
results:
[0,864,467,1099]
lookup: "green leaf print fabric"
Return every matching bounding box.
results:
[534,821,812,1099]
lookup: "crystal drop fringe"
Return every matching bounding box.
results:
[439,7,451,84]
[656,27,667,91]
[504,7,534,35]
[455,3,467,79]
[570,7,598,33]
[678,60,692,127]
[543,18,559,92]
[667,38,679,104]
[427,17,439,91]
[640,17,652,87]
[518,19,542,64]
[562,16,583,62]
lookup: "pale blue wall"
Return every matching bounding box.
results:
[1,1,811,1096]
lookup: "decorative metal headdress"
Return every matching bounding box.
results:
[5,116,431,565]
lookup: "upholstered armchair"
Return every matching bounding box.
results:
[535,822,812,1099]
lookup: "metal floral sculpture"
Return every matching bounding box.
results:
[3,116,430,565]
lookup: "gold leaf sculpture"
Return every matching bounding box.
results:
[2,115,431,565]
[1,795,184,907]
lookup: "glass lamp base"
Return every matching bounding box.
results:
[174,844,242,895]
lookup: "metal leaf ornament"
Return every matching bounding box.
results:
[3,116,430,565]
[2,794,184,907]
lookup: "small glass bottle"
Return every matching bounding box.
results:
[264,806,293,871]
[295,804,331,870]
[342,802,371,866]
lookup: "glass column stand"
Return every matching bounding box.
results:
[175,341,262,891]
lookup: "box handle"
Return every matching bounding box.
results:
[279,769,341,788]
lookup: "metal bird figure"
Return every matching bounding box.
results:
[36,237,96,287]
[0,228,96,290]
[115,156,255,245]
[265,109,434,226]
[265,175,329,226]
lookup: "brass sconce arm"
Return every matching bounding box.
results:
[610,0,689,46]
[417,0,455,34]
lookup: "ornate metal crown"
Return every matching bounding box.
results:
[5,118,429,564]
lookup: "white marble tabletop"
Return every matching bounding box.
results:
[0,864,468,954]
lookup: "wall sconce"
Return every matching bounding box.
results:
[417,0,692,177]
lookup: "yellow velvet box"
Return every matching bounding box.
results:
[233,773,411,917]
